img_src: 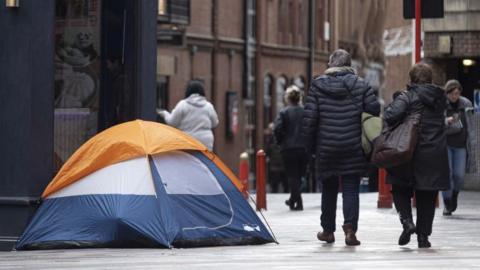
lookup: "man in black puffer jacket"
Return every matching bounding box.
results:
[301,49,380,246]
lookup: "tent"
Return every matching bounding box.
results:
[16,120,274,250]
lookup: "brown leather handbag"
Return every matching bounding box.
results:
[371,110,422,168]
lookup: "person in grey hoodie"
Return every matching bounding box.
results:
[159,79,219,151]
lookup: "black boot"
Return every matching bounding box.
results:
[417,234,431,248]
[451,191,459,213]
[398,218,416,246]
[443,198,452,216]
[285,199,295,210]
[293,196,303,211]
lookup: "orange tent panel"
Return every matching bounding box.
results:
[43,120,218,198]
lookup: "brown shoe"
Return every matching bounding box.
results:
[342,224,361,246]
[317,231,335,243]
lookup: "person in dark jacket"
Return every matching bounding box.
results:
[274,85,306,210]
[265,122,289,193]
[442,79,476,216]
[301,49,380,245]
[384,63,449,248]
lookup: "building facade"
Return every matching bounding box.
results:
[423,0,480,100]
[156,0,415,190]
[382,0,414,105]
[156,0,336,177]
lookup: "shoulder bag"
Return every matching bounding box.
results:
[371,95,422,168]
[345,78,383,158]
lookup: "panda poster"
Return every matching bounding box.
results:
[53,0,101,171]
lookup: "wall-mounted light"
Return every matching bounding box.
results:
[6,0,19,8]
[463,59,476,67]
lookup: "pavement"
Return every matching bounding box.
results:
[1,191,480,270]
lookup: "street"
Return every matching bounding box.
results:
[1,191,479,270]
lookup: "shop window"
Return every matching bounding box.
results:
[246,0,256,40]
[293,76,305,91]
[316,0,325,50]
[278,0,288,44]
[289,0,296,39]
[54,0,135,172]
[263,74,274,129]
[157,0,190,25]
[275,76,287,114]
[54,0,102,172]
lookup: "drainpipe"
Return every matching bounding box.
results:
[211,0,218,105]
[307,0,315,89]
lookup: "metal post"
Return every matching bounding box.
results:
[256,150,267,210]
[239,152,249,199]
[377,168,392,208]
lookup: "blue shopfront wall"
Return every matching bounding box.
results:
[0,0,157,251]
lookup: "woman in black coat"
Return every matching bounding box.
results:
[384,63,449,248]
[274,85,306,210]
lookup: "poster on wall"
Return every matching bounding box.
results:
[54,0,102,170]
[54,0,100,109]
[226,91,239,138]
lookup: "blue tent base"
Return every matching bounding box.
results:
[17,237,273,250]
[16,239,164,250]
[172,236,273,248]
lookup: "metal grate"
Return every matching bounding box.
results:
[54,108,96,170]
[465,112,480,190]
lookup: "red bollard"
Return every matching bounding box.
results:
[256,150,267,211]
[377,168,393,208]
[239,152,249,199]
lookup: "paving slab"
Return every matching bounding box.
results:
[1,192,479,270]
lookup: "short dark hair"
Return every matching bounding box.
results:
[185,79,205,98]
[409,63,433,84]
[328,49,352,67]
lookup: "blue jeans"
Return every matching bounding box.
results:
[321,175,360,233]
[442,146,467,199]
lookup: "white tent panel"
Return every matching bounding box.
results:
[151,151,224,195]
[48,156,156,198]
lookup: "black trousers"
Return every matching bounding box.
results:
[282,149,307,203]
[391,185,438,236]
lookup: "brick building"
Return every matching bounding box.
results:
[382,1,414,105]
[156,0,334,174]
[155,0,421,176]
